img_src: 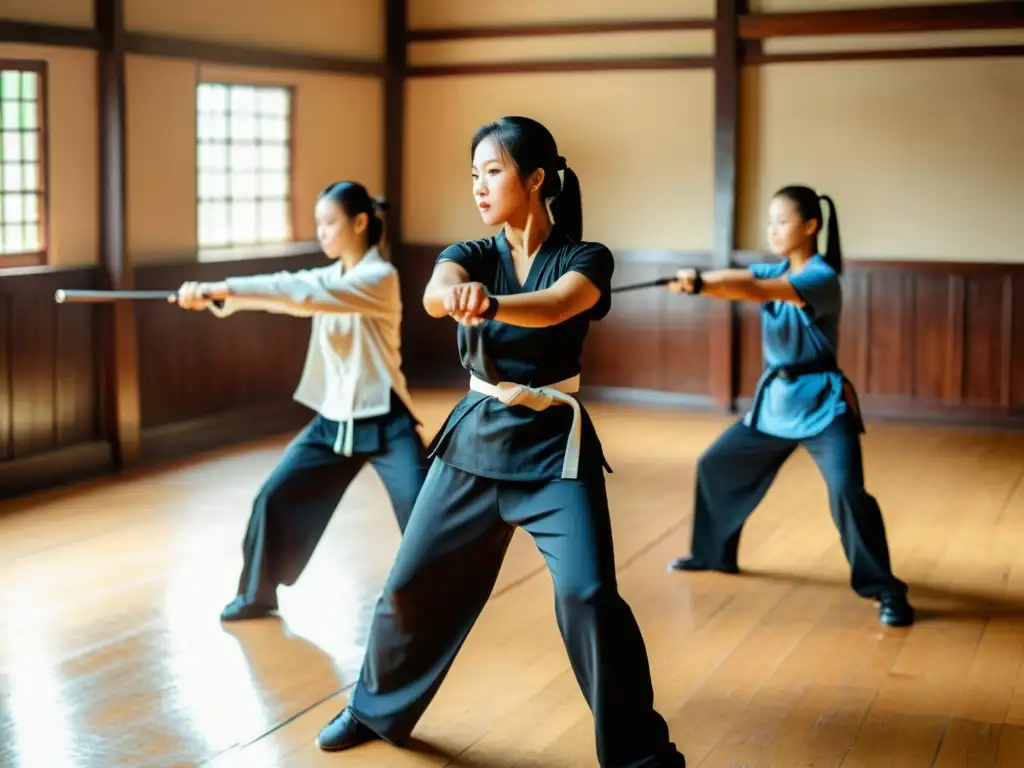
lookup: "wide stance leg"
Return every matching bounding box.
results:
[318,460,514,748]
[225,417,367,620]
[367,418,429,534]
[506,477,686,767]
[670,420,796,573]
[802,414,913,624]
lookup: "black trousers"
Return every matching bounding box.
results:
[347,459,685,768]
[235,407,429,605]
[687,412,906,598]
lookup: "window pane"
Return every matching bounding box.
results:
[23,193,37,222]
[22,162,38,191]
[21,72,37,100]
[257,89,288,117]
[258,201,288,241]
[258,117,288,143]
[198,143,227,170]
[198,112,227,141]
[2,132,20,163]
[260,145,288,172]
[23,224,39,251]
[229,142,257,170]
[198,202,230,247]
[231,201,256,242]
[1,102,19,129]
[229,113,256,142]
[20,102,37,130]
[3,193,23,222]
[3,164,22,191]
[4,223,24,253]
[259,171,288,198]
[198,171,227,200]
[21,132,36,162]
[2,71,21,100]
[197,83,227,113]
[230,86,257,114]
[231,172,257,200]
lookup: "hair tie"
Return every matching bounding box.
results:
[556,155,567,171]
[373,196,390,213]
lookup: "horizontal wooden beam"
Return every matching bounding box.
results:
[407,56,713,77]
[407,18,714,42]
[745,43,1024,66]
[739,2,1024,38]
[123,33,386,76]
[0,20,100,48]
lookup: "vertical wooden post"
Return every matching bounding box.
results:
[709,0,745,412]
[95,0,141,467]
[384,0,406,252]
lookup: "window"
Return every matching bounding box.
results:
[196,82,292,249]
[0,64,45,259]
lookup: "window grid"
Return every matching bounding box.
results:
[0,66,45,258]
[196,82,293,249]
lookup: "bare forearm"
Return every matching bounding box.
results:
[490,289,576,328]
[695,269,765,301]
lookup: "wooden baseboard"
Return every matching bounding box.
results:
[140,402,312,465]
[0,441,115,501]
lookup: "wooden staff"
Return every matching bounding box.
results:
[609,277,675,293]
[55,289,180,304]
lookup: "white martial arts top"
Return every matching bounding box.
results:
[207,247,420,455]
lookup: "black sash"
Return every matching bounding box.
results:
[749,354,864,434]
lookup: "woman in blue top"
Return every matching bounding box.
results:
[315,116,686,767]
[665,185,914,628]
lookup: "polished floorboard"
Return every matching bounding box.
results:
[2,390,1024,767]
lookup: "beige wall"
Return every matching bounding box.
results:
[403,72,715,251]
[738,57,1024,261]
[124,0,383,60]
[1,0,94,28]
[0,43,98,267]
[1,1,383,267]
[125,57,383,262]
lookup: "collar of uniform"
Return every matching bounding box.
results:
[495,225,567,292]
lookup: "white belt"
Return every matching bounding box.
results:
[469,373,582,480]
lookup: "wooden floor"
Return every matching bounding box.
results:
[3,390,1024,768]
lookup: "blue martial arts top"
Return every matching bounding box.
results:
[743,254,850,440]
[426,224,614,482]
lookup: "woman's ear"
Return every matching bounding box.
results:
[353,211,370,235]
[527,167,545,196]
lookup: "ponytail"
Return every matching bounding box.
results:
[819,194,842,275]
[372,196,390,259]
[549,165,582,241]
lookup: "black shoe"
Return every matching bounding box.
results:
[316,707,379,752]
[219,595,278,622]
[879,592,915,627]
[667,556,739,575]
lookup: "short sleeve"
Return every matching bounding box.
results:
[749,261,785,280]
[435,239,485,283]
[567,242,614,320]
[788,260,841,318]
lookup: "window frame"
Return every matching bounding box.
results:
[0,59,49,269]
[194,80,297,256]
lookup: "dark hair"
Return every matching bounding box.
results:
[469,116,582,241]
[318,180,389,248]
[773,185,842,274]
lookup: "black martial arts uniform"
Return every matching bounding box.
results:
[316,225,686,766]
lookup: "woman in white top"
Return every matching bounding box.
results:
[175,181,429,622]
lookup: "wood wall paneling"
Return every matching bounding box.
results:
[0,268,111,499]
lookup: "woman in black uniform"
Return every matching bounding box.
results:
[314,117,686,767]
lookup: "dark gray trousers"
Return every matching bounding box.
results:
[348,459,685,768]
[236,408,429,605]
[687,412,907,598]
